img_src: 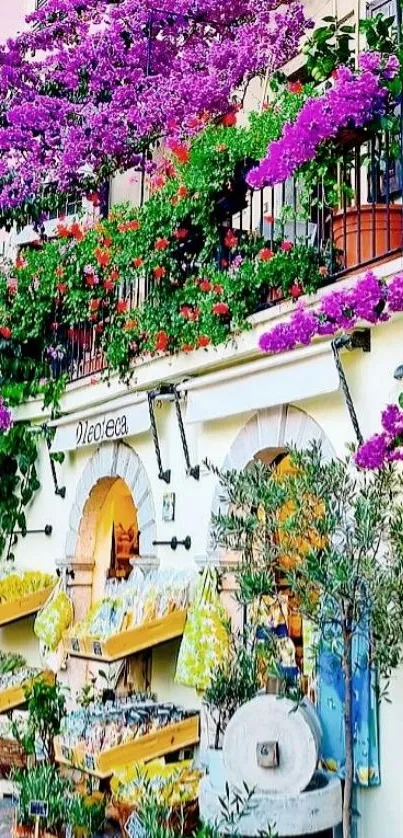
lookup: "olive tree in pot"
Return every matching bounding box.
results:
[277,443,403,838]
[203,460,290,785]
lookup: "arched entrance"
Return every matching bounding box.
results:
[208,403,334,550]
[60,441,157,695]
[206,404,335,640]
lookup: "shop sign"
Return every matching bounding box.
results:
[51,398,150,453]
[75,412,129,447]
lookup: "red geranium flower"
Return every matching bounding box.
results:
[56,283,68,295]
[85,275,97,287]
[116,300,128,314]
[197,335,210,348]
[213,284,223,294]
[155,237,169,251]
[15,256,25,270]
[103,236,112,248]
[199,280,212,292]
[70,222,83,241]
[103,279,115,292]
[95,323,104,334]
[57,224,70,238]
[224,230,238,249]
[177,185,188,199]
[153,266,166,279]
[133,257,144,269]
[55,266,65,278]
[180,306,192,320]
[182,343,194,353]
[0,326,11,339]
[173,228,188,240]
[264,214,274,224]
[110,269,120,282]
[171,144,190,164]
[90,299,101,311]
[280,240,293,252]
[212,302,230,316]
[155,330,169,352]
[290,281,303,299]
[288,81,303,94]
[94,248,111,267]
[221,112,237,127]
[259,248,274,261]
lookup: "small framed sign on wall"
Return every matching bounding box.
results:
[162,492,176,522]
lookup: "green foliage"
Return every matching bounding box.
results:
[0,422,40,560]
[303,16,355,81]
[283,443,403,681]
[13,763,70,834]
[13,678,67,763]
[0,651,26,674]
[204,632,261,747]
[68,792,106,837]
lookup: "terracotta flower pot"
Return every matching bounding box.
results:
[332,203,403,270]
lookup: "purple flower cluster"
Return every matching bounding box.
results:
[247,59,394,189]
[259,270,399,354]
[0,0,310,212]
[355,405,403,470]
[0,398,12,432]
[258,268,403,472]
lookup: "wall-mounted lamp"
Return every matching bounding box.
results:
[332,328,371,445]
[148,384,200,482]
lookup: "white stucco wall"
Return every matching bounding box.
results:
[6,254,403,836]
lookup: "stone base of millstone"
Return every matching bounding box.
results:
[199,771,342,837]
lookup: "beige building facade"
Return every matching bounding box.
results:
[1,1,403,837]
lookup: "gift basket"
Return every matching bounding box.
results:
[0,568,55,604]
[56,696,199,775]
[110,759,203,837]
[65,569,194,643]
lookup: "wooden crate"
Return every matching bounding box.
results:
[54,715,200,779]
[0,586,56,628]
[0,671,55,714]
[63,610,187,662]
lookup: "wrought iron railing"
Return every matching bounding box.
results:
[53,127,402,382]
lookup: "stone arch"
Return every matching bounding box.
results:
[208,403,335,551]
[65,440,157,566]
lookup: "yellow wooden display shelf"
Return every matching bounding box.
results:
[54,715,200,779]
[0,670,55,714]
[0,585,55,628]
[62,609,187,662]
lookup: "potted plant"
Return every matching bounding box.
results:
[272,443,403,838]
[12,764,70,837]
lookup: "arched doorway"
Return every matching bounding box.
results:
[60,441,157,696]
[208,403,334,553]
[206,404,334,663]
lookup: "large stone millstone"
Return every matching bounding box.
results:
[223,694,321,795]
[199,772,342,836]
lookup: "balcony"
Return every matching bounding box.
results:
[45,126,402,384]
